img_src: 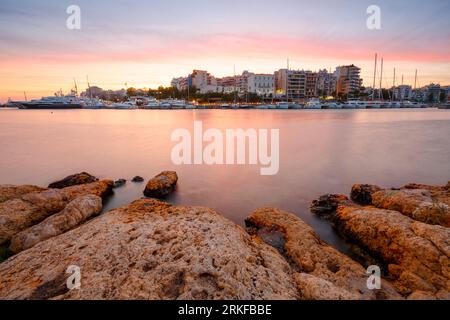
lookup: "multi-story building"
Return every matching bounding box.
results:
[316,69,336,97]
[217,76,238,93]
[305,71,318,98]
[247,73,275,96]
[393,85,412,101]
[190,70,217,90]
[275,69,307,101]
[426,83,441,103]
[334,65,362,97]
[171,77,191,91]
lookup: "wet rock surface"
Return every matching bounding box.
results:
[132,176,144,183]
[246,208,401,300]
[310,181,450,300]
[113,179,127,188]
[310,194,351,217]
[144,171,178,198]
[350,184,382,205]
[48,172,98,189]
[335,205,450,299]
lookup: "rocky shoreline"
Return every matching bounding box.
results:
[0,172,448,300]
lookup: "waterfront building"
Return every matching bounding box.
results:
[426,83,441,103]
[393,85,413,101]
[334,65,362,97]
[305,71,318,98]
[316,69,337,97]
[191,70,217,90]
[247,73,275,96]
[275,69,307,101]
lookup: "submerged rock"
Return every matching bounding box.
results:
[114,179,127,188]
[10,195,103,253]
[372,188,450,227]
[350,184,382,205]
[245,207,401,300]
[144,171,178,198]
[48,172,98,189]
[0,200,299,300]
[132,176,144,183]
[335,204,450,299]
[0,180,113,245]
[0,185,47,204]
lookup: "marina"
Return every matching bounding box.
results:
[4,95,440,110]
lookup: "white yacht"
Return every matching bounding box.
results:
[112,101,138,109]
[16,94,84,109]
[322,102,342,109]
[366,101,382,109]
[171,100,187,109]
[83,98,107,109]
[343,100,367,109]
[304,98,322,109]
[276,102,290,109]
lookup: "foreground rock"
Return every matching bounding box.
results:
[246,208,401,300]
[48,172,98,189]
[350,184,382,205]
[372,187,450,227]
[10,195,102,253]
[144,171,178,198]
[0,200,299,300]
[0,185,47,204]
[0,180,113,245]
[335,204,450,299]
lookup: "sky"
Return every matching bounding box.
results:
[0,0,449,102]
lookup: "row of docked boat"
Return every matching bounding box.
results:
[298,98,429,109]
[6,95,431,110]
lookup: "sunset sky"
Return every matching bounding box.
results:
[0,0,449,102]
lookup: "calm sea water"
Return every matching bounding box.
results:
[1,109,449,253]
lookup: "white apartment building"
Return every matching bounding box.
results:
[393,85,413,101]
[247,73,275,96]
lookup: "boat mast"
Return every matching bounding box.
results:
[392,68,396,101]
[372,53,377,101]
[414,69,418,101]
[24,91,28,101]
[286,58,289,103]
[379,57,384,101]
[233,64,237,105]
[87,76,92,100]
[73,78,78,97]
[414,69,418,91]
[187,78,190,102]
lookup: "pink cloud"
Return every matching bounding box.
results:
[1,32,449,68]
